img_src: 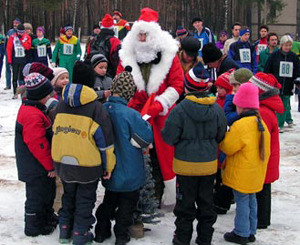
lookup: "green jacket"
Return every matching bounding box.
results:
[52,35,81,62]
[292,41,300,60]
[258,47,279,72]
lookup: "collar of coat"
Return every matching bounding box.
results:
[119,21,179,95]
[60,35,78,44]
[185,92,216,105]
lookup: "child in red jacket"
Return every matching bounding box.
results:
[250,72,284,229]
[215,70,234,108]
[6,24,31,99]
[15,73,57,237]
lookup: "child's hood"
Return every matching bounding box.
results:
[180,94,217,122]
[62,83,97,107]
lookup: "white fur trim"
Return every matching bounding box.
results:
[119,21,178,95]
[161,177,176,206]
[155,87,179,116]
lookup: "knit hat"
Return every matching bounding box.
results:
[17,24,25,33]
[93,24,100,30]
[184,62,211,92]
[192,17,202,24]
[111,66,136,101]
[36,26,45,34]
[73,60,95,88]
[23,62,54,81]
[24,23,33,32]
[14,18,21,24]
[202,43,222,64]
[229,68,253,85]
[181,36,201,58]
[64,25,73,32]
[233,82,259,109]
[91,54,108,68]
[215,71,234,93]
[239,28,251,37]
[176,26,188,37]
[59,27,66,35]
[51,67,69,86]
[138,8,159,22]
[249,72,281,94]
[219,30,228,36]
[25,73,54,100]
[101,14,114,29]
[113,10,122,18]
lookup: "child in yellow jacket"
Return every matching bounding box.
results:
[219,82,271,244]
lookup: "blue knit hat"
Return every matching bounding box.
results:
[240,28,251,37]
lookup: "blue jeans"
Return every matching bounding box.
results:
[233,190,257,237]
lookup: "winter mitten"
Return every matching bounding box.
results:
[147,101,163,118]
[161,177,176,206]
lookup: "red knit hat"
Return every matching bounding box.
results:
[249,72,282,94]
[23,62,54,81]
[101,14,114,29]
[214,71,234,93]
[59,27,66,35]
[138,8,159,22]
[113,10,122,18]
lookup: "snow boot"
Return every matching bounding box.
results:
[129,220,144,238]
[59,224,73,244]
[94,230,111,243]
[47,212,59,228]
[224,231,248,244]
[172,235,190,245]
[73,230,93,245]
[248,234,256,243]
[24,213,55,237]
[115,235,130,245]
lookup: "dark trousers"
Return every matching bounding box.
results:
[5,54,12,88]
[150,147,164,206]
[59,180,98,232]
[0,51,4,77]
[12,63,25,94]
[256,183,271,228]
[174,174,217,244]
[25,175,56,228]
[214,169,234,211]
[95,189,139,239]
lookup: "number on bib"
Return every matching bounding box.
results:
[239,48,251,63]
[63,44,74,55]
[114,27,119,38]
[37,45,47,57]
[256,44,267,55]
[15,47,25,58]
[279,61,293,78]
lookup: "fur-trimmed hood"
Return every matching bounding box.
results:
[119,21,179,94]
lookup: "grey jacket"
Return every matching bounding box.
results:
[94,74,113,102]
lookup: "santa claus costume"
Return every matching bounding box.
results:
[117,8,184,205]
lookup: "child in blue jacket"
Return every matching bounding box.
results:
[94,66,153,245]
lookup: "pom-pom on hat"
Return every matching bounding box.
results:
[51,67,69,86]
[138,8,159,22]
[23,62,54,81]
[73,60,95,88]
[202,43,222,64]
[249,72,281,94]
[181,36,201,58]
[101,14,114,29]
[233,82,259,109]
[215,70,234,93]
[25,73,54,101]
[91,54,108,68]
[111,66,137,101]
[184,62,211,92]
[229,68,253,85]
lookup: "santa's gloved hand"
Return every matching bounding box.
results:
[161,177,176,206]
[147,101,163,118]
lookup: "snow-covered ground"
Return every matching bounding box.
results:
[0,58,300,245]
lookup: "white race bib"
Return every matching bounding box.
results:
[198,38,204,51]
[63,44,74,55]
[239,48,251,63]
[256,44,267,55]
[279,61,293,78]
[37,45,47,57]
[14,46,25,57]
[113,26,119,38]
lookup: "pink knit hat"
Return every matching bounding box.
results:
[233,82,259,109]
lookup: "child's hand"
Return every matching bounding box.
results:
[48,171,56,178]
[103,171,111,180]
[104,90,111,98]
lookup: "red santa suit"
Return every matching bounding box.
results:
[117,8,184,205]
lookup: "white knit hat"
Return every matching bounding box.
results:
[51,67,69,86]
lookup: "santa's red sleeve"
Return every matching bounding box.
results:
[22,34,32,50]
[154,55,184,115]
[6,36,14,64]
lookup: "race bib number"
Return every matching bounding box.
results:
[63,44,74,55]
[239,48,251,63]
[37,45,47,57]
[14,46,25,57]
[198,38,204,51]
[279,61,293,78]
[256,44,267,55]
[113,26,119,38]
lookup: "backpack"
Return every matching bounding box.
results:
[90,35,112,59]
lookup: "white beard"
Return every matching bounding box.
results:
[134,38,160,64]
